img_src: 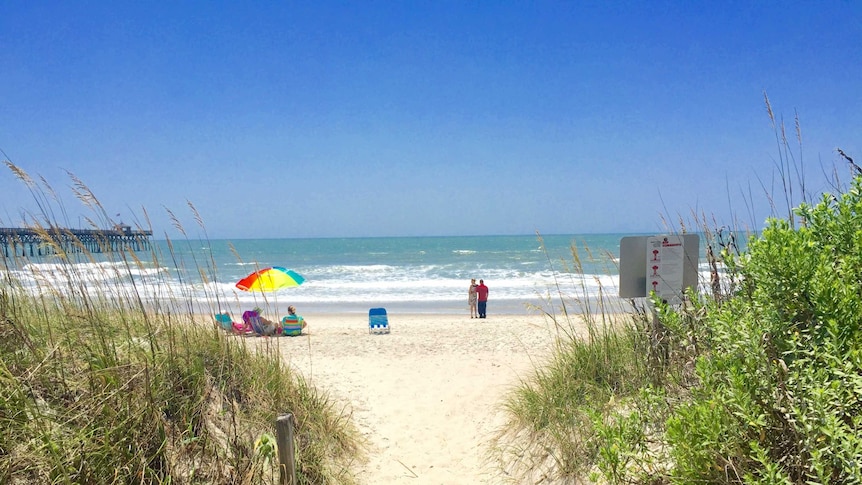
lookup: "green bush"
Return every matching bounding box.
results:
[666,177,862,484]
[501,176,862,484]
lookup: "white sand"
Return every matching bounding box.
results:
[245,312,578,484]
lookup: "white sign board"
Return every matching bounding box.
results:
[618,234,699,301]
[646,235,685,304]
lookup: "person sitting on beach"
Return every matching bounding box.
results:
[243,307,281,336]
[281,305,307,336]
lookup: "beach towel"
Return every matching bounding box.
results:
[281,315,304,336]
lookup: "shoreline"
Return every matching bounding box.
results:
[239,312,594,484]
[203,296,632,320]
[204,300,547,322]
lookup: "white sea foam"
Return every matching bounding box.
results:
[4,234,740,314]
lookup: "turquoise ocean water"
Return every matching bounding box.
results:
[8,233,730,315]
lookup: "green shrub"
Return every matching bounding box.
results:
[666,177,862,484]
[501,175,862,484]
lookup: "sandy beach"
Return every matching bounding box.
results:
[245,311,576,484]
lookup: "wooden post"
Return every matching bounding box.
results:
[276,413,297,485]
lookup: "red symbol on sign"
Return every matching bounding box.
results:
[652,249,659,261]
[651,280,659,291]
[652,265,659,276]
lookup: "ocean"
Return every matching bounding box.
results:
[4,233,727,316]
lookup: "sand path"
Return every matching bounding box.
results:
[254,313,563,484]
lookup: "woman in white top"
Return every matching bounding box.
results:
[468,278,479,318]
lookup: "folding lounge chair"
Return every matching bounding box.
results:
[242,310,266,335]
[214,313,234,331]
[215,313,245,332]
[368,307,390,334]
[216,312,251,333]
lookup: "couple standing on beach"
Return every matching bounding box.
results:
[468,279,489,318]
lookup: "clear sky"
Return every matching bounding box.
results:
[2,2,860,239]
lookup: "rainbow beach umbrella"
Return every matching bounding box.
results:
[236,266,305,292]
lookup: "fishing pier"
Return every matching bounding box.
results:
[0,225,153,257]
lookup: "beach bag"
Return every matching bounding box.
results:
[259,320,278,336]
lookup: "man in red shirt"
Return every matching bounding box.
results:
[476,279,489,318]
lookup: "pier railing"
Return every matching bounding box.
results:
[0,226,153,257]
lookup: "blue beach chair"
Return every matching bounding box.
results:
[369,307,390,334]
[214,313,234,331]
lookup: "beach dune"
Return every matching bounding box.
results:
[249,312,567,484]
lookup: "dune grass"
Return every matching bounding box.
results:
[0,162,362,484]
[496,108,862,483]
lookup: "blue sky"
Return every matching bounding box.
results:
[2,1,860,239]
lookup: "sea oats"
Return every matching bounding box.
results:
[763,90,775,126]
